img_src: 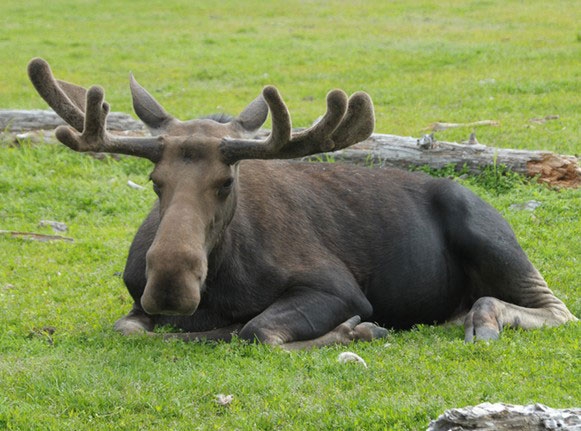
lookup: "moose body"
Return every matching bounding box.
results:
[28,58,577,348]
[124,162,468,334]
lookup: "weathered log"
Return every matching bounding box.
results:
[338,134,580,188]
[1,109,579,187]
[427,403,581,431]
[0,109,145,132]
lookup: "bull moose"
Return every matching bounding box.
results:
[28,58,577,349]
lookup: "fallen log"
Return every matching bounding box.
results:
[339,134,580,188]
[0,109,145,132]
[1,109,579,188]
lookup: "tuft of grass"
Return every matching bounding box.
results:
[471,162,526,195]
[411,163,470,178]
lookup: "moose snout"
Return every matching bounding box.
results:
[141,248,207,316]
[140,278,201,316]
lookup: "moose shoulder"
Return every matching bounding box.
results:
[28,58,577,349]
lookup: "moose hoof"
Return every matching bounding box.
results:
[465,324,500,343]
[464,297,502,343]
[330,316,362,342]
[114,316,152,335]
[333,317,388,343]
[475,326,500,341]
[354,322,389,341]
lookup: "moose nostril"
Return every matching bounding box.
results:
[141,261,204,316]
[140,286,200,316]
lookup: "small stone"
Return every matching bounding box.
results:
[215,394,234,406]
[509,200,542,212]
[337,352,367,368]
[39,220,68,233]
[127,180,145,190]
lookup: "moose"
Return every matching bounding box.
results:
[28,58,577,349]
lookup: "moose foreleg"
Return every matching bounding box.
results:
[236,282,388,349]
[114,304,244,341]
[149,324,245,342]
[114,305,155,335]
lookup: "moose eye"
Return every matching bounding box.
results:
[217,177,234,198]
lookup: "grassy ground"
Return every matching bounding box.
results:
[0,1,580,430]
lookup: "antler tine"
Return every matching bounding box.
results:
[28,58,163,161]
[282,89,348,157]
[27,58,87,132]
[220,86,291,162]
[330,91,375,150]
[55,85,163,161]
[220,87,374,164]
[55,85,109,152]
[261,86,293,153]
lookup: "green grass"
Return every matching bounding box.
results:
[1,1,580,429]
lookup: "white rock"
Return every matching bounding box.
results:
[127,180,145,190]
[215,394,234,406]
[337,352,367,368]
[427,402,581,430]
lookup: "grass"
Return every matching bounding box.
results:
[2,325,577,430]
[0,1,580,429]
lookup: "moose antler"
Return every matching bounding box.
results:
[27,58,163,161]
[219,86,374,164]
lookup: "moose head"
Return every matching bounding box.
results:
[27,58,375,317]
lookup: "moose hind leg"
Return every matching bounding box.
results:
[435,181,577,342]
[464,269,577,342]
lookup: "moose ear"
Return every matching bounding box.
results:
[129,73,174,132]
[231,93,269,134]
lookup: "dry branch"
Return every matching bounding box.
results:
[0,230,74,243]
[2,109,579,188]
[425,120,500,131]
